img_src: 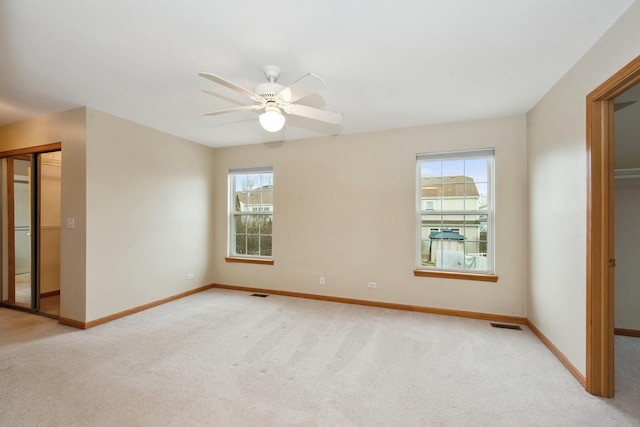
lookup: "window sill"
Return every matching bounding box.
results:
[413,269,498,282]
[225,257,274,265]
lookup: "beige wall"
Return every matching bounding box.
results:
[84,109,216,321]
[527,2,640,375]
[0,108,86,321]
[614,178,640,330]
[1,108,217,323]
[214,116,527,316]
[2,109,525,322]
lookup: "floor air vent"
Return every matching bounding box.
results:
[250,293,269,298]
[490,322,522,330]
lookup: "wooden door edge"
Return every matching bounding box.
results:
[586,54,640,397]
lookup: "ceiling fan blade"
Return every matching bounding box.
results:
[284,104,343,124]
[204,105,264,116]
[199,72,261,102]
[278,73,326,103]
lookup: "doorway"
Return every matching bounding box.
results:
[613,83,640,338]
[0,144,62,318]
[586,55,640,397]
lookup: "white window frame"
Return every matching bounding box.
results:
[416,149,495,276]
[228,166,273,260]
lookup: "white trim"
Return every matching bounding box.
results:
[228,167,274,258]
[417,148,495,161]
[229,165,273,174]
[416,150,495,275]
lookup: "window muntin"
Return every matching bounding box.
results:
[417,149,493,274]
[229,167,273,258]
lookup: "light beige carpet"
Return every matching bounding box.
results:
[0,288,638,426]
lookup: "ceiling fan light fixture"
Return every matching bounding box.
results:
[259,105,285,132]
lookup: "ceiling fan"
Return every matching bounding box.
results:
[199,66,342,132]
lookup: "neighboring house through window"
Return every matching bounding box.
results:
[229,167,273,259]
[416,149,494,274]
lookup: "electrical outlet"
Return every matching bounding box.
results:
[368,282,377,289]
[187,273,195,280]
[319,276,325,285]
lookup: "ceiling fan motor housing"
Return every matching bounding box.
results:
[255,65,285,104]
[254,82,285,99]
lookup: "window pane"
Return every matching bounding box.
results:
[260,173,273,188]
[440,184,460,208]
[246,215,260,234]
[421,214,443,232]
[421,181,441,201]
[464,158,488,183]
[419,158,489,212]
[234,172,273,213]
[420,213,489,271]
[475,183,488,210]
[417,150,493,273]
[260,216,273,234]
[460,214,486,244]
[440,183,460,197]
[259,187,273,211]
[235,216,246,233]
[246,235,259,256]
[420,215,442,266]
[464,179,480,210]
[235,174,260,192]
[428,224,466,270]
[442,159,464,177]
[230,168,273,258]
[261,236,272,256]
[233,193,242,213]
[235,234,247,255]
[464,241,488,271]
[420,161,442,180]
[247,174,262,190]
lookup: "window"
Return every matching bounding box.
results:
[229,167,273,260]
[416,149,494,277]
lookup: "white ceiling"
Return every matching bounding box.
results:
[0,1,635,148]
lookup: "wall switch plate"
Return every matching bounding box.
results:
[319,276,325,285]
[65,218,75,229]
[187,273,195,280]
